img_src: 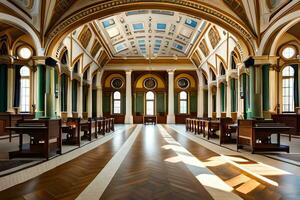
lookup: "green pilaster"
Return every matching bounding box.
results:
[231,79,237,112]
[220,83,226,112]
[262,65,270,111]
[35,64,45,118]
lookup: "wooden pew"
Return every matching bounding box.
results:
[219,117,236,144]
[6,119,62,159]
[0,112,34,141]
[61,118,80,146]
[272,114,300,137]
[144,116,157,125]
[237,120,291,153]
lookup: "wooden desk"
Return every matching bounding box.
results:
[144,116,157,125]
[272,114,300,136]
[6,119,62,159]
[237,120,291,153]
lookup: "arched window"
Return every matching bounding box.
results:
[146,91,155,115]
[282,66,295,112]
[113,91,121,114]
[20,66,30,112]
[220,63,226,75]
[179,91,188,114]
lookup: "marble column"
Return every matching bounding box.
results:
[124,70,133,124]
[35,64,45,118]
[226,78,232,117]
[45,65,56,118]
[197,84,203,118]
[216,84,221,118]
[6,66,14,113]
[208,86,212,118]
[167,70,175,124]
[87,83,93,118]
[97,86,103,117]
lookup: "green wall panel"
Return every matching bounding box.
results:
[262,65,270,111]
[72,80,78,112]
[121,93,126,114]
[103,93,110,113]
[204,90,208,116]
[135,93,144,114]
[92,89,97,117]
[156,92,165,113]
[174,93,178,114]
[220,83,226,112]
[190,92,197,113]
[0,64,7,112]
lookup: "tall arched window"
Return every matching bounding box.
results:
[146,91,155,115]
[179,91,188,114]
[20,66,30,112]
[113,91,121,114]
[282,66,295,112]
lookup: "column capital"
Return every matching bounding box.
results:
[167,69,175,74]
[244,55,278,67]
[125,70,132,75]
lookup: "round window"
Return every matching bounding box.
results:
[18,46,32,59]
[177,78,190,89]
[111,78,124,89]
[282,46,296,59]
[143,78,157,90]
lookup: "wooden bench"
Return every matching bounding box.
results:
[61,118,81,146]
[237,120,291,153]
[144,116,157,125]
[6,119,62,159]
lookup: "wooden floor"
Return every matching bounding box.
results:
[0,125,300,200]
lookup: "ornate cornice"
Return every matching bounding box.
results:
[46,0,256,54]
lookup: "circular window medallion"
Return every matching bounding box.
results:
[177,78,190,89]
[143,78,157,90]
[282,46,296,59]
[111,78,124,89]
[18,46,32,59]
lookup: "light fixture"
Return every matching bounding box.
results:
[18,46,32,59]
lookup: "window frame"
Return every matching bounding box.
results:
[282,66,295,113]
[179,91,188,114]
[145,91,155,116]
[19,66,31,113]
[112,91,122,114]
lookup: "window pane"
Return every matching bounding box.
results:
[146,91,154,100]
[114,100,121,114]
[20,78,30,112]
[180,91,187,99]
[113,91,121,99]
[180,100,187,114]
[20,66,30,76]
[282,68,294,112]
[146,101,154,115]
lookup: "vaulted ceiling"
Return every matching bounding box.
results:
[95,10,206,58]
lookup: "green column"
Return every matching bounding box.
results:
[262,65,270,112]
[35,64,45,118]
[249,65,263,119]
[231,79,237,112]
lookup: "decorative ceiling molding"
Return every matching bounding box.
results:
[45,0,256,55]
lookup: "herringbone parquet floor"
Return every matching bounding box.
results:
[0,126,136,200]
[100,125,214,200]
